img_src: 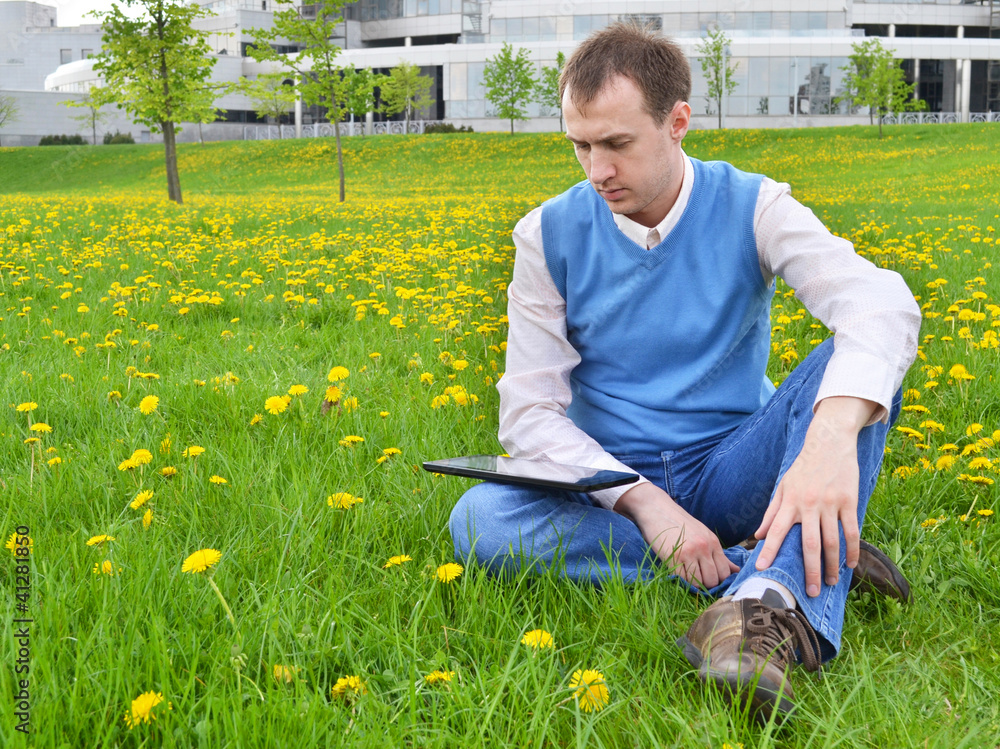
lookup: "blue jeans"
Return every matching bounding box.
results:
[449,340,902,660]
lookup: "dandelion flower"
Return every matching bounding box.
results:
[324,385,342,403]
[142,509,153,529]
[118,458,138,471]
[139,395,159,415]
[978,509,994,517]
[123,691,170,729]
[328,366,350,382]
[30,422,52,433]
[521,629,555,650]
[331,675,366,700]
[16,402,38,412]
[265,396,288,415]
[47,456,62,466]
[273,665,298,684]
[161,466,178,477]
[383,554,413,569]
[131,449,153,465]
[209,475,228,485]
[435,562,463,583]
[288,384,308,396]
[338,435,364,448]
[4,533,32,555]
[182,446,205,458]
[131,490,154,510]
[86,535,115,546]
[569,669,610,712]
[249,413,262,426]
[92,560,116,576]
[328,492,363,509]
[452,360,469,371]
[419,372,435,386]
[182,548,222,573]
[424,670,455,685]
[107,391,122,401]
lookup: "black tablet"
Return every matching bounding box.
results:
[422,454,640,492]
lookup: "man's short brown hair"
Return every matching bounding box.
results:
[560,22,691,126]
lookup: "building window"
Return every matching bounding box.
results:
[60,49,72,64]
[82,49,93,59]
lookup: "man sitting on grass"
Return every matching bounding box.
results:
[449,22,920,721]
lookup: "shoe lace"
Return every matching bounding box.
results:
[745,602,823,674]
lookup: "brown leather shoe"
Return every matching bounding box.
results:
[676,589,822,722]
[738,537,911,603]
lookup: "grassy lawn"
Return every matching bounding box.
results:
[0,123,998,747]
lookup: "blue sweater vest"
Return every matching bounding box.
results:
[540,157,775,453]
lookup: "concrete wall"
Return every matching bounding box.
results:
[0,89,136,147]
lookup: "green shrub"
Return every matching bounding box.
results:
[423,122,474,134]
[38,134,87,146]
[103,130,135,145]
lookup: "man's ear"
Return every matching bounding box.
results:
[669,101,691,141]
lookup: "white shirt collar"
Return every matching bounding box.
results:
[611,153,694,250]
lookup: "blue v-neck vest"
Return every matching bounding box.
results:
[540,157,775,453]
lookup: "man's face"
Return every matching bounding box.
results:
[563,76,691,229]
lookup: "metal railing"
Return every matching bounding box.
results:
[880,111,1000,125]
[243,120,445,139]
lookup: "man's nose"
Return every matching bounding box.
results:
[588,150,615,185]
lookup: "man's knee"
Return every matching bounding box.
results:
[448,482,505,561]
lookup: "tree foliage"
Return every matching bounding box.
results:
[61,86,111,145]
[696,28,739,129]
[0,94,19,147]
[837,38,925,139]
[342,67,388,133]
[241,73,298,136]
[93,0,217,203]
[380,61,434,133]
[249,0,350,200]
[483,43,536,134]
[534,51,565,132]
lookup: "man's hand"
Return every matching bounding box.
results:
[615,482,738,589]
[754,396,878,597]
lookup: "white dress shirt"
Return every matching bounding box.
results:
[497,153,921,510]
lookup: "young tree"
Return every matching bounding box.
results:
[249,0,351,201]
[0,94,19,147]
[483,42,536,134]
[241,73,297,137]
[61,87,110,144]
[696,28,739,129]
[342,67,386,135]
[535,51,565,132]
[93,0,217,204]
[183,81,227,144]
[380,61,434,133]
[837,38,925,139]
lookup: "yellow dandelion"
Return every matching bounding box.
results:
[16,402,38,412]
[324,385,342,403]
[978,509,994,517]
[966,423,984,436]
[249,413,262,426]
[330,675,366,699]
[130,449,153,465]
[86,535,115,546]
[107,391,122,401]
[142,509,153,529]
[273,665,299,684]
[123,691,170,729]
[919,420,946,433]
[342,396,359,412]
[131,490,154,510]
[452,360,469,371]
[383,554,413,569]
[182,446,205,458]
[435,562,463,583]
[288,384,308,396]
[29,422,52,433]
[419,372,435,386]
[338,435,364,447]
[161,466,178,477]
[379,411,389,418]
[92,560,116,576]
[569,669,610,712]
[424,670,455,685]
[958,474,995,486]
[118,457,138,471]
[139,395,159,415]
[903,389,921,402]
[968,457,993,471]
[209,475,228,485]
[327,366,350,382]
[328,492,363,509]
[521,629,555,650]
[182,548,222,573]
[4,532,32,555]
[264,396,287,415]
[935,455,957,471]
[431,395,450,409]
[47,456,62,466]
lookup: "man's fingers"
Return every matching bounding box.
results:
[755,487,782,539]
[755,512,792,571]
[843,514,861,570]
[821,512,841,587]
[801,517,823,597]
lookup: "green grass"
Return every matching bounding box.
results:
[1,124,999,747]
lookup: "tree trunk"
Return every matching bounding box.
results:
[198,121,204,144]
[162,120,183,204]
[334,117,345,202]
[92,117,97,146]
[717,97,722,129]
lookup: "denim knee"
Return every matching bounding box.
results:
[448,482,497,562]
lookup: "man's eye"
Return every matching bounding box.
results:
[574,142,590,151]
[609,142,627,149]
